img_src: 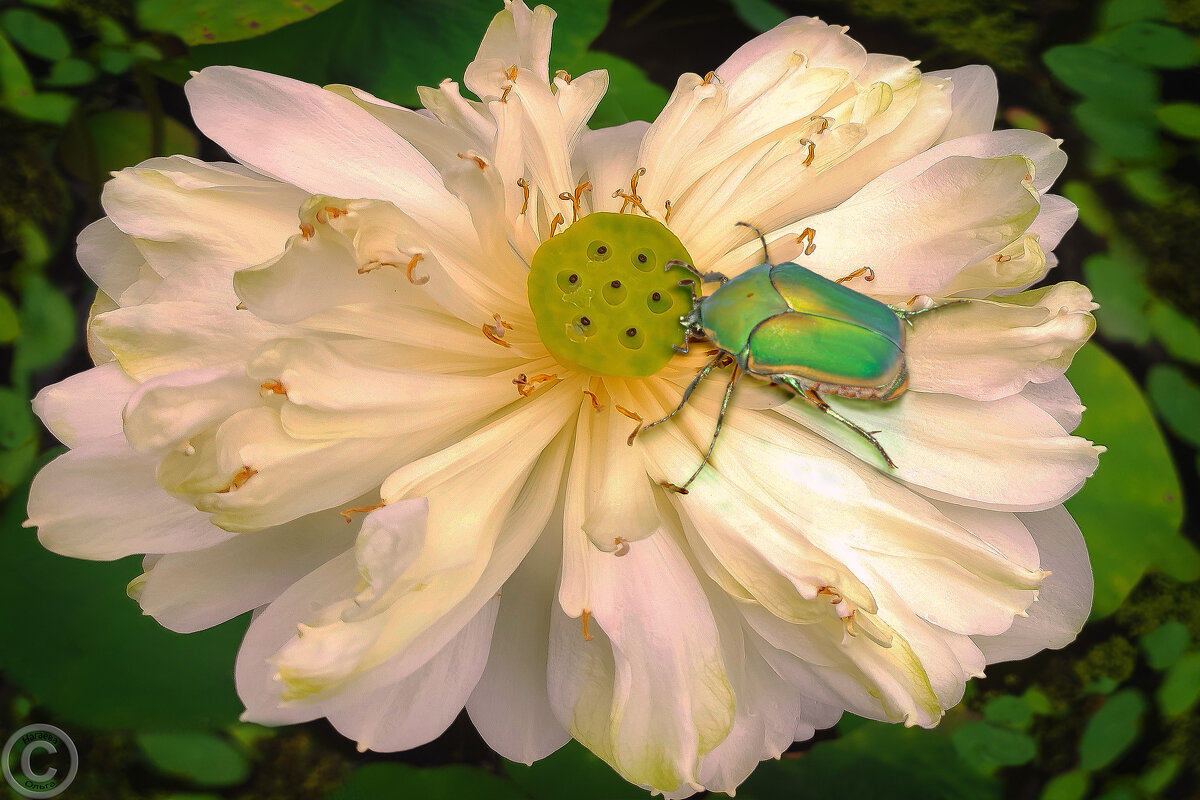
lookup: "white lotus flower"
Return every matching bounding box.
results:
[27,2,1101,795]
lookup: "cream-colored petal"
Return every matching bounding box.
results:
[573,122,649,214]
[32,363,138,446]
[77,217,149,299]
[122,366,260,453]
[926,65,998,143]
[464,0,554,97]
[324,84,473,173]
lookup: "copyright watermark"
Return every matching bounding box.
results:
[2,725,78,798]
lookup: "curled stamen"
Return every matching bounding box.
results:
[994,253,1012,263]
[299,222,315,240]
[613,537,630,557]
[582,389,603,411]
[616,405,643,446]
[664,199,673,223]
[341,501,385,523]
[405,253,429,285]
[613,167,651,216]
[482,314,513,348]
[581,609,595,642]
[559,181,592,222]
[513,373,558,397]
[835,266,875,285]
[817,586,844,604]
[260,380,287,397]
[701,70,723,86]
[500,64,518,103]
[457,152,488,170]
[549,212,566,237]
[555,69,572,84]
[517,177,530,215]
[799,138,816,167]
[217,466,257,494]
[796,227,817,256]
[810,115,831,134]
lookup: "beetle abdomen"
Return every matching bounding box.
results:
[743,311,906,390]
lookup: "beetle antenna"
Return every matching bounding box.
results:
[735,221,770,264]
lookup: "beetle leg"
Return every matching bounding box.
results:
[663,365,743,493]
[890,298,970,322]
[735,221,772,265]
[641,351,726,434]
[781,378,897,469]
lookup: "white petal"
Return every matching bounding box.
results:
[464,0,554,96]
[77,217,148,300]
[1028,193,1078,251]
[972,505,1093,663]
[26,435,233,560]
[573,122,649,214]
[927,65,998,142]
[122,366,260,453]
[133,509,356,633]
[32,363,138,446]
[1022,376,1085,432]
[185,67,475,244]
[907,282,1098,401]
[467,519,570,764]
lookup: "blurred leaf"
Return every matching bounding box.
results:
[1082,252,1151,344]
[1146,364,1200,447]
[1139,620,1190,670]
[1100,0,1167,29]
[1120,167,1172,205]
[738,722,1000,800]
[1073,100,1162,161]
[1157,652,1200,714]
[0,479,247,730]
[1004,107,1050,132]
[60,109,198,189]
[0,388,35,449]
[1063,180,1115,236]
[1097,22,1200,69]
[1043,45,1158,107]
[1148,300,1200,363]
[1065,345,1197,618]
[0,30,34,101]
[729,0,788,32]
[0,437,38,499]
[505,741,647,800]
[11,274,76,382]
[982,694,1034,730]
[1138,755,1181,793]
[327,763,527,800]
[1040,770,1089,800]
[951,721,1037,768]
[182,0,610,108]
[564,51,667,126]
[1,8,69,60]
[1079,689,1145,770]
[8,89,75,123]
[42,56,97,87]
[1085,675,1121,695]
[1092,789,1136,800]
[0,292,19,342]
[1023,687,1052,715]
[136,731,250,788]
[138,0,343,45]
[96,45,134,74]
[1156,102,1200,139]
[93,16,128,44]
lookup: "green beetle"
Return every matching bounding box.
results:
[646,223,961,492]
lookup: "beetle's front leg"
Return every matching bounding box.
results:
[640,350,727,435]
[661,365,743,493]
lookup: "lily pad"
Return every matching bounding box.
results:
[1145,364,1200,447]
[136,731,250,787]
[327,763,528,800]
[1139,620,1190,671]
[138,0,343,45]
[1079,689,1144,770]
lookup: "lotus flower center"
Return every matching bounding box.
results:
[527,212,696,377]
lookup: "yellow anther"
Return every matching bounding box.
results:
[405,253,428,285]
[260,380,287,397]
[235,301,247,311]
[314,205,347,224]
[482,314,513,348]
[995,253,1012,263]
[817,586,844,604]
[701,71,722,86]
[299,222,315,240]
[517,177,530,215]
[340,501,385,523]
[500,64,519,103]
[613,167,649,216]
[549,212,566,237]
[799,138,816,167]
[615,404,643,446]
[613,537,630,557]
[581,609,595,641]
[582,389,603,411]
[457,152,488,170]
[555,69,572,84]
[664,199,673,223]
[217,466,257,494]
[796,227,817,256]
[559,181,592,222]
[513,373,558,397]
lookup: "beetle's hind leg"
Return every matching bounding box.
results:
[661,365,743,494]
[777,377,897,469]
[889,298,969,326]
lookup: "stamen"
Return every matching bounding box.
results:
[664,199,673,223]
[658,479,689,495]
[405,253,429,285]
[558,181,592,222]
[615,405,643,446]
[612,167,649,216]
[259,380,287,397]
[513,373,558,397]
[810,115,831,134]
[613,537,630,557]
[701,71,723,86]
[499,64,518,103]
[796,227,817,256]
[314,205,347,224]
[835,266,875,284]
[517,177,530,215]
[817,586,844,604]
[456,152,488,170]
[555,69,572,84]
[549,212,566,237]
[994,253,1012,263]
[482,314,513,348]
[842,612,859,638]
[582,389,604,411]
[217,466,257,494]
[235,301,247,311]
[581,609,595,641]
[340,501,386,523]
[799,138,816,167]
[299,222,315,240]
